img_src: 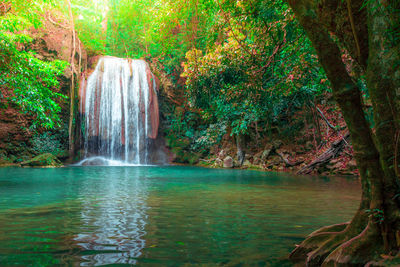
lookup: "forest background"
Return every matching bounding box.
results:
[0,0,361,174]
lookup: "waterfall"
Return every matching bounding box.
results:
[79,56,159,165]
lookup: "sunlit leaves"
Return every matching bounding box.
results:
[182,0,330,136]
[0,9,69,129]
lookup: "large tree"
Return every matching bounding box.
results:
[287,0,400,265]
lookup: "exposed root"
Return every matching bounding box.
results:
[290,219,390,267]
[289,222,349,263]
[322,222,383,266]
[306,229,351,266]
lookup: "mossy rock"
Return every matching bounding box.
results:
[21,153,63,167]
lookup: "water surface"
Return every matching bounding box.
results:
[0,166,360,266]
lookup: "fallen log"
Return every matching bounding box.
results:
[297,133,350,175]
[276,151,304,167]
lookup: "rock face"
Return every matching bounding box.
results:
[21,153,62,167]
[223,156,233,168]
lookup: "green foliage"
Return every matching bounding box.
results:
[2,0,335,155]
[31,131,67,156]
[0,8,68,130]
[365,208,384,224]
[191,121,227,154]
[182,0,329,137]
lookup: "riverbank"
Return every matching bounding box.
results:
[166,109,357,177]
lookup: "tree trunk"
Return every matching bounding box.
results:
[366,1,400,239]
[287,0,400,265]
[236,133,245,166]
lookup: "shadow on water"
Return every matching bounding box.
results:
[0,166,360,266]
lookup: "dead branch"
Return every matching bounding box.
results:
[276,151,304,167]
[297,134,350,174]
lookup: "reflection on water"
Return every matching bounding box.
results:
[0,166,361,266]
[76,168,149,266]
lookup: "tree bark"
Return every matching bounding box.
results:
[287,0,400,265]
[236,133,245,166]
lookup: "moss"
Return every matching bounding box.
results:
[20,153,63,167]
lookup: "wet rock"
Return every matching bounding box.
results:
[21,153,62,167]
[223,156,233,168]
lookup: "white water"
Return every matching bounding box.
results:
[80,57,157,165]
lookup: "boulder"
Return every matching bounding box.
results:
[20,153,62,167]
[223,156,233,168]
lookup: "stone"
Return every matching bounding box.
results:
[253,157,260,165]
[21,153,62,167]
[223,156,233,168]
[261,149,272,161]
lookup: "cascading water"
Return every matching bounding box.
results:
[78,56,160,166]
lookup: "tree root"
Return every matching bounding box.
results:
[290,222,349,263]
[290,219,387,267]
[323,222,383,266]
